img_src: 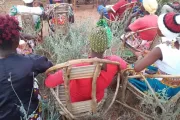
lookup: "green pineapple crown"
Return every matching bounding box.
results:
[89,27,108,53]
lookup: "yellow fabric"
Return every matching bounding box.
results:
[143,0,158,14]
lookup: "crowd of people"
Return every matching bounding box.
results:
[0,0,180,120]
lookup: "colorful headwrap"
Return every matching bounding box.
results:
[142,0,158,14]
[89,26,109,53]
[158,12,180,40]
[96,19,112,48]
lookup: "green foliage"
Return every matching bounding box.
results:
[41,99,61,120]
[140,88,180,120]
[35,19,93,64]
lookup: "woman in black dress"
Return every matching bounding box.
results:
[0,15,53,120]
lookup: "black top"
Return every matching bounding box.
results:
[0,53,53,120]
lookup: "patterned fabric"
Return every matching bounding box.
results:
[89,27,108,53]
[122,33,151,51]
[128,65,180,99]
[27,80,42,120]
[129,78,180,100]
[96,19,112,48]
[46,4,74,25]
[17,40,35,55]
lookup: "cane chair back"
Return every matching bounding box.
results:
[45,58,121,119]
[47,3,71,34]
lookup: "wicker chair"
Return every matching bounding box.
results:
[45,58,121,119]
[16,13,43,40]
[117,68,180,119]
[15,13,43,54]
[120,27,159,63]
[46,3,71,34]
[102,2,137,25]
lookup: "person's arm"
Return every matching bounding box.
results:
[20,33,36,41]
[134,47,162,72]
[45,70,64,88]
[30,54,53,75]
[97,55,127,91]
[125,12,139,32]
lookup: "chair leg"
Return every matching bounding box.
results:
[62,116,67,120]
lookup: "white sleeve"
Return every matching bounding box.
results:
[30,7,44,15]
[156,44,178,68]
[156,44,170,63]
[17,5,43,15]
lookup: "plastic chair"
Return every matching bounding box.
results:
[117,68,180,119]
[45,58,121,119]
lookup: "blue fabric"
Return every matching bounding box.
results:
[0,54,53,120]
[49,0,53,4]
[147,66,158,72]
[132,6,144,15]
[129,78,180,99]
[97,5,109,19]
[128,0,142,2]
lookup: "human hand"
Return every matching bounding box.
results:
[134,51,143,58]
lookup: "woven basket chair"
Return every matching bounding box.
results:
[117,68,180,119]
[15,13,43,54]
[45,58,121,120]
[120,27,159,63]
[102,2,137,25]
[16,13,43,41]
[46,3,71,35]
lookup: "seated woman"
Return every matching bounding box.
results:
[161,1,180,14]
[0,15,52,120]
[45,26,127,103]
[123,0,158,51]
[10,0,44,30]
[129,12,180,99]
[97,0,141,21]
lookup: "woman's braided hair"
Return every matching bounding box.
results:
[0,15,21,49]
